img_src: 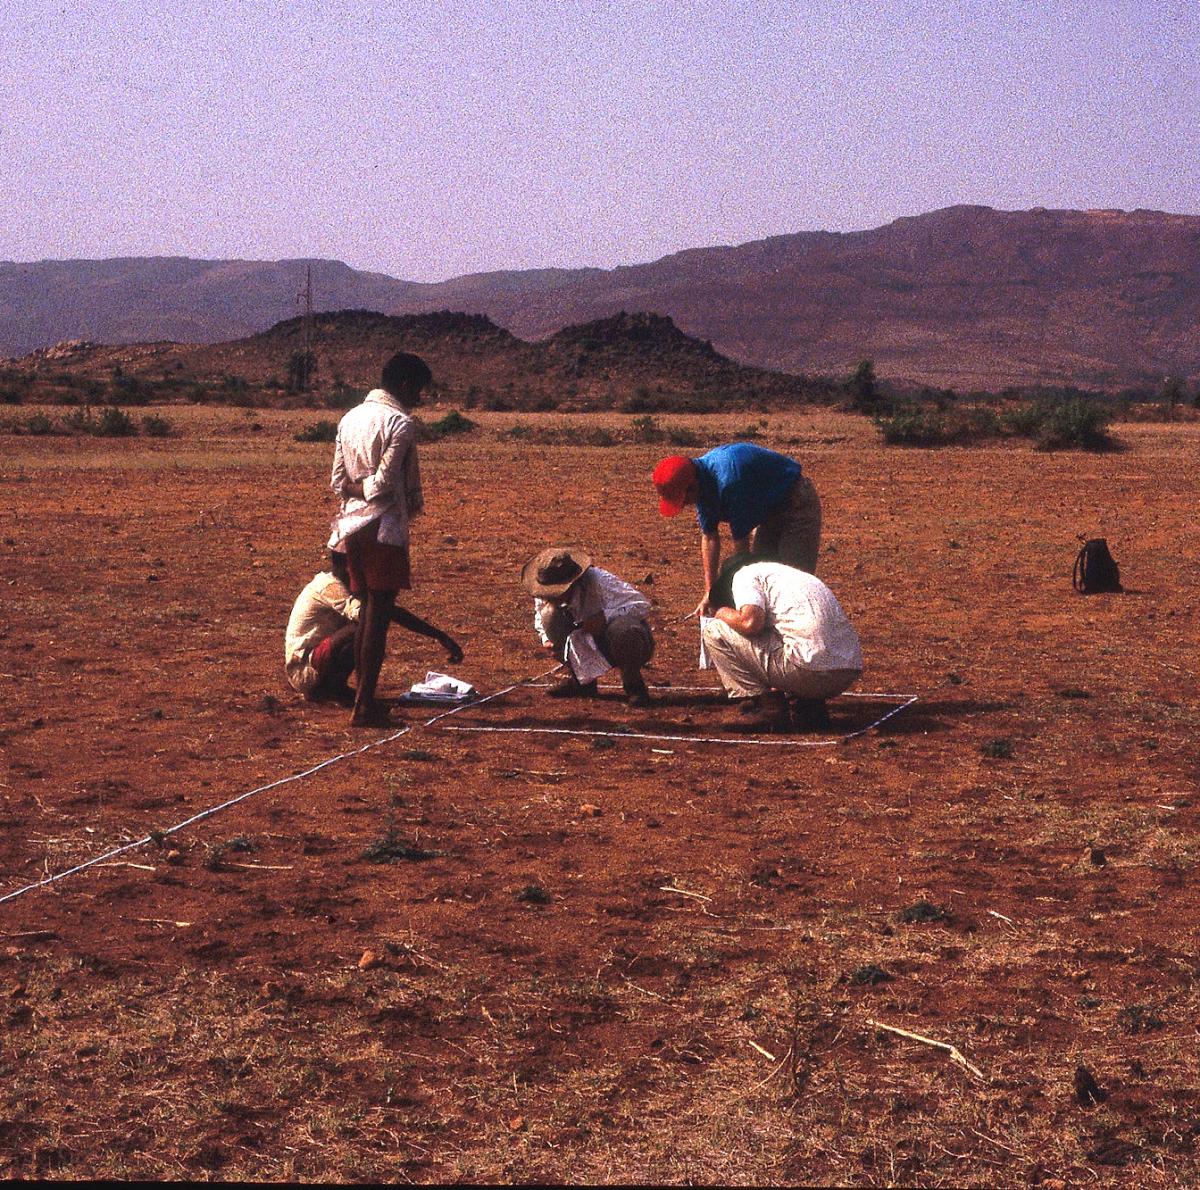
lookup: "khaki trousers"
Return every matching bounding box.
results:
[752,473,821,574]
[702,617,859,700]
[540,606,655,682]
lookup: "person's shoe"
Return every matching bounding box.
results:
[623,675,651,708]
[724,691,791,734]
[735,695,762,715]
[790,697,832,733]
[547,676,598,699]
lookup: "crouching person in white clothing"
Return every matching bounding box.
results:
[522,547,655,707]
[703,553,861,733]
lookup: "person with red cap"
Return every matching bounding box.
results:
[652,442,821,616]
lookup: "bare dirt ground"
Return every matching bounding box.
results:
[1,407,1198,1184]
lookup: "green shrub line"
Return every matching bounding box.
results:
[0,405,176,438]
[876,395,1118,451]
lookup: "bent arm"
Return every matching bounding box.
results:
[331,438,351,499]
[364,420,416,503]
[715,603,766,637]
[391,606,464,662]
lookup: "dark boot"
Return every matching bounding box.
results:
[725,690,791,733]
[622,673,651,708]
[547,676,598,699]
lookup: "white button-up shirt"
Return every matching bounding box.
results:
[328,389,424,550]
[730,562,862,672]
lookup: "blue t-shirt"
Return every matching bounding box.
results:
[692,443,802,539]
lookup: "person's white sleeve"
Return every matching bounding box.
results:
[622,592,652,622]
[363,417,416,503]
[533,598,551,646]
[404,440,424,518]
[730,569,766,611]
[593,569,650,623]
[330,433,349,498]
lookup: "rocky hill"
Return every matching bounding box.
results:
[6,206,1200,389]
[9,310,829,411]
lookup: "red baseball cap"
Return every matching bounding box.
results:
[652,455,697,517]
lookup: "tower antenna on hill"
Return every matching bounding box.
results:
[292,265,316,392]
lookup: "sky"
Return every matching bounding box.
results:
[2,0,1198,280]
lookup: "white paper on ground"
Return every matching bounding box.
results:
[698,616,715,670]
[409,671,477,700]
[565,629,611,684]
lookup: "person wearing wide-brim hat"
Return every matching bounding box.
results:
[521,548,655,707]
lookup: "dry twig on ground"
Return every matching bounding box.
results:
[866,1018,986,1081]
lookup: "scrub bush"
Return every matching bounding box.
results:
[96,406,137,436]
[294,419,338,443]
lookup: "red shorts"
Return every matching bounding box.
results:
[310,633,337,677]
[344,519,412,595]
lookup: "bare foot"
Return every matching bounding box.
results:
[350,700,394,728]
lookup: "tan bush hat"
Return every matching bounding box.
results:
[521,547,592,598]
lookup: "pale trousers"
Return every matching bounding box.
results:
[752,473,821,574]
[702,617,859,700]
[540,606,655,682]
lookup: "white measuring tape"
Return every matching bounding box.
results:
[0,666,559,906]
[434,694,920,748]
[1,667,923,905]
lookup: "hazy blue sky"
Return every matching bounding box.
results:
[2,0,1197,279]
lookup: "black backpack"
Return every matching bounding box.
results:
[1073,538,1122,594]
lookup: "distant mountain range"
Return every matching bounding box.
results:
[4,205,1199,390]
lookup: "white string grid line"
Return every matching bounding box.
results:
[0,666,559,907]
[1,664,925,905]
[434,693,921,749]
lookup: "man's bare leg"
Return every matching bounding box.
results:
[352,589,396,726]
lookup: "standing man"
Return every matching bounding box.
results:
[652,442,821,616]
[329,352,430,727]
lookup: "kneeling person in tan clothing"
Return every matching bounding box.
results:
[703,553,861,733]
[285,552,463,706]
[522,548,655,707]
